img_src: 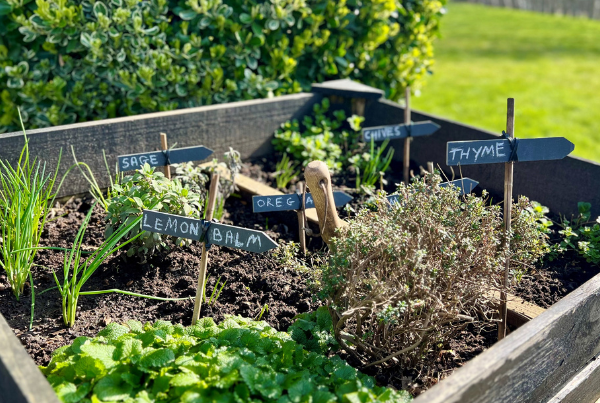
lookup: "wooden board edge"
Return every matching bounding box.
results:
[0,314,59,403]
[547,354,600,403]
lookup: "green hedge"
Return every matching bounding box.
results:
[0,0,446,133]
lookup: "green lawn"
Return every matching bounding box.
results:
[412,2,600,162]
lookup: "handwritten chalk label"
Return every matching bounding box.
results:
[363,121,440,142]
[207,222,278,253]
[118,145,213,171]
[252,192,353,213]
[142,210,277,253]
[386,178,479,205]
[446,138,574,166]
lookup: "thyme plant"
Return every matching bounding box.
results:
[320,174,548,367]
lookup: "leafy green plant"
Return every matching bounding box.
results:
[550,202,600,264]
[274,153,299,190]
[106,163,204,261]
[0,0,446,133]
[41,317,411,402]
[173,147,243,220]
[289,306,339,355]
[319,174,548,367]
[272,98,364,171]
[0,112,62,300]
[349,138,394,192]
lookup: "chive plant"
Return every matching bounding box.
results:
[0,111,61,300]
[352,138,394,191]
[47,202,192,327]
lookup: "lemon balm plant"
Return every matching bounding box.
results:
[106,163,204,261]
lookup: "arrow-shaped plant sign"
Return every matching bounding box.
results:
[386,178,479,205]
[362,121,441,143]
[362,89,441,185]
[446,137,574,165]
[142,173,277,326]
[142,210,277,253]
[252,192,353,213]
[252,189,353,254]
[118,145,213,172]
[447,99,574,341]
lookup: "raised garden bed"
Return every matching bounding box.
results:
[1,80,600,402]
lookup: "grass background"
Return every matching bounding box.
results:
[412,1,600,162]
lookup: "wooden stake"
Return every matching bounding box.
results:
[403,87,411,185]
[191,172,220,325]
[296,182,307,255]
[498,98,515,341]
[160,132,171,179]
[427,161,434,174]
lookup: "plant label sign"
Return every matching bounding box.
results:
[386,178,479,205]
[362,121,440,142]
[118,145,214,171]
[142,210,277,253]
[252,192,353,213]
[446,138,574,166]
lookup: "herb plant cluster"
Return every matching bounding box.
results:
[549,202,600,264]
[273,98,393,192]
[0,0,446,133]
[0,129,61,300]
[42,317,410,402]
[318,174,548,366]
[105,164,204,261]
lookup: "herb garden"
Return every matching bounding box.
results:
[2,1,600,403]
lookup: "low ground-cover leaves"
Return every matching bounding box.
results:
[42,317,410,403]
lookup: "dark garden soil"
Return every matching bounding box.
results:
[1,159,597,397]
[0,191,496,396]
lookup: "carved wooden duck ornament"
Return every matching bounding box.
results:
[304,160,346,246]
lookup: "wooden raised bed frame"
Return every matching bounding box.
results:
[1,80,599,403]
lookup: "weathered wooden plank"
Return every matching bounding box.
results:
[548,355,600,403]
[487,290,547,328]
[0,314,59,403]
[0,93,322,198]
[414,272,600,403]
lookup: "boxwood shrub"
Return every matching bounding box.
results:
[0,0,446,132]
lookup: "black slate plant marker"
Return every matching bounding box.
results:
[362,121,441,142]
[118,144,213,172]
[142,173,277,325]
[252,188,352,254]
[446,137,574,165]
[142,210,277,254]
[446,99,574,341]
[361,87,441,185]
[252,191,353,213]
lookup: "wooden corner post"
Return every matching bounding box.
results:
[191,173,220,325]
[403,87,411,185]
[498,98,515,340]
[160,132,171,179]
